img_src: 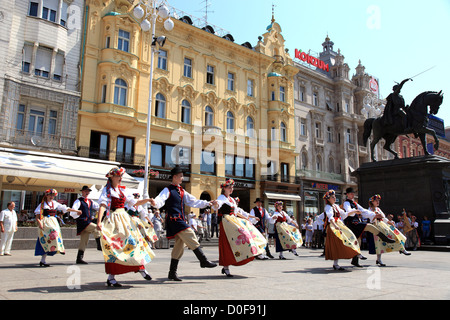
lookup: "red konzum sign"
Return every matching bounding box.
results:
[295,49,329,72]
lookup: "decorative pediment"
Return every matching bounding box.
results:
[243,103,257,116]
[153,77,174,94]
[177,84,199,100]
[224,98,240,112]
[201,91,220,107]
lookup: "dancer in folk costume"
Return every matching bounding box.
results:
[367,195,410,267]
[212,179,267,277]
[250,198,274,259]
[342,187,395,268]
[127,193,158,246]
[96,167,155,287]
[34,189,81,267]
[71,186,102,264]
[149,166,217,282]
[323,190,361,270]
[270,201,302,260]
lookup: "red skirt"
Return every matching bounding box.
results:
[218,222,255,267]
[105,263,145,275]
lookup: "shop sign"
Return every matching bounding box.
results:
[311,183,339,191]
[64,188,75,193]
[294,49,329,72]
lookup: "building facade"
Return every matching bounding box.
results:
[0,0,83,211]
[77,1,300,215]
[293,36,386,217]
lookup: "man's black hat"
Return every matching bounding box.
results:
[80,186,92,192]
[345,187,355,195]
[170,165,183,176]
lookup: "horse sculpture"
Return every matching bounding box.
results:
[363,91,444,162]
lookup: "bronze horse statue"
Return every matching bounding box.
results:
[363,91,444,162]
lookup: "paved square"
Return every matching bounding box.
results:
[0,246,449,301]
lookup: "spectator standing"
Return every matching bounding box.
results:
[210,210,219,238]
[421,216,431,243]
[0,202,18,256]
[305,217,313,248]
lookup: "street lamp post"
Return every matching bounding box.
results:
[133,1,174,201]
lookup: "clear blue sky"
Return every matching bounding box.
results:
[166,0,450,126]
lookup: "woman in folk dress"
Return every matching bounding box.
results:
[323,190,361,270]
[212,179,267,277]
[96,167,155,287]
[367,194,410,267]
[270,201,302,260]
[34,189,81,267]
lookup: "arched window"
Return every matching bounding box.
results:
[114,79,127,106]
[181,99,191,124]
[205,106,214,126]
[226,111,234,133]
[246,116,255,138]
[155,93,166,118]
[280,122,287,142]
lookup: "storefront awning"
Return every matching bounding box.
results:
[264,192,302,201]
[0,147,139,191]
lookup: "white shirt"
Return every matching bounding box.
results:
[343,199,371,218]
[153,186,210,209]
[0,208,18,232]
[213,194,250,218]
[367,207,389,223]
[324,204,348,222]
[71,197,100,219]
[34,200,69,216]
[98,185,137,208]
[270,210,293,224]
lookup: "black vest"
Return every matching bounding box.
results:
[252,206,266,233]
[76,197,95,235]
[344,199,366,238]
[164,185,190,239]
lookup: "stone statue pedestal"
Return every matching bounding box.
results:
[352,155,450,245]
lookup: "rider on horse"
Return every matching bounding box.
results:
[382,78,413,132]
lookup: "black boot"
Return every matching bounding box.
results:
[377,232,396,244]
[266,246,274,259]
[168,259,182,281]
[193,247,217,268]
[351,256,362,268]
[76,250,88,264]
[95,237,102,251]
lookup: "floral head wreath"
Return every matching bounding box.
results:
[370,194,381,202]
[45,189,58,196]
[323,190,336,200]
[220,178,235,188]
[274,201,284,207]
[106,167,125,178]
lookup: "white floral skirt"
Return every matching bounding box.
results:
[219,215,267,266]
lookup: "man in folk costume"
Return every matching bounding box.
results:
[343,187,395,268]
[250,198,273,259]
[71,186,101,264]
[149,166,217,281]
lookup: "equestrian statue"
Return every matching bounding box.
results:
[363,78,444,162]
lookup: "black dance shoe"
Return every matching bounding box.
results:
[221,268,233,277]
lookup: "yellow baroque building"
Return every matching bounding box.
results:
[78,0,300,215]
